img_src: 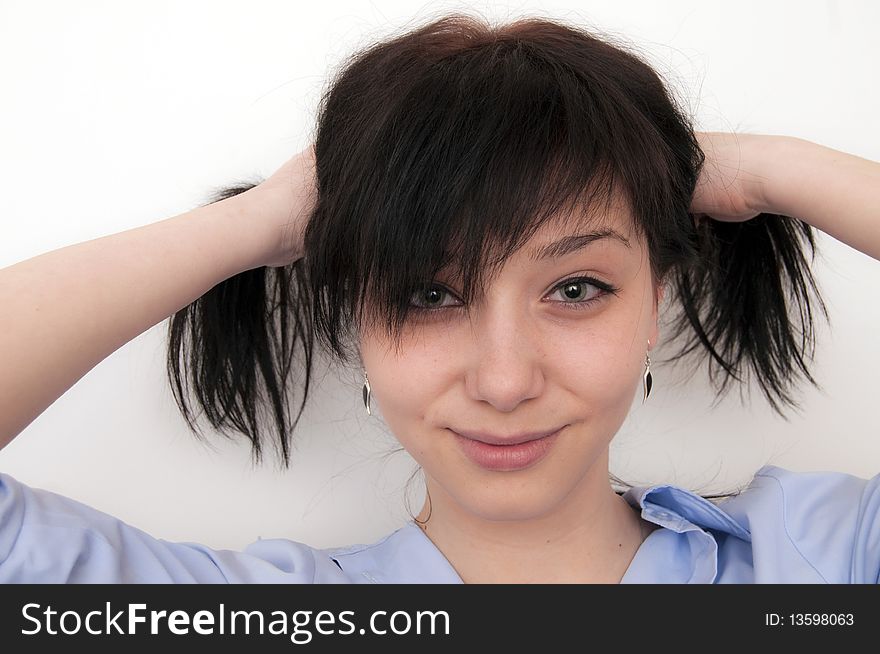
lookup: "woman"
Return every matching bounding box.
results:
[1,14,878,583]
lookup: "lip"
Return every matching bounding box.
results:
[449,426,565,446]
[450,425,565,471]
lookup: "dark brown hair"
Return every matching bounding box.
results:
[166,13,828,498]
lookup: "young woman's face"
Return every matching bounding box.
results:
[358,200,663,522]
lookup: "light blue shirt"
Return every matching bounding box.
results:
[1,464,878,583]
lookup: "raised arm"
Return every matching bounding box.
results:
[0,146,314,451]
[692,132,879,261]
[758,136,880,262]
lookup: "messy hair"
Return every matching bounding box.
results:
[166,13,828,489]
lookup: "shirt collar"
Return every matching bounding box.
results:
[622,483,752,540]
[327,522,464,584]
[335,482,752,584]
[618,482,752,583]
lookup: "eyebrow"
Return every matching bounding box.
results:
[528,229,632,262]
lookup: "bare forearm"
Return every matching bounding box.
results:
[0,194,266,450]
[762,137,880,261]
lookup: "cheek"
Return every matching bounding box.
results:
[359,332,454,444]
[544,293,653,412]
[360,285,651,432]
[554,327,643,403]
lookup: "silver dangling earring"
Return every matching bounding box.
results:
[362,368,372,416]
[643,339,653,403]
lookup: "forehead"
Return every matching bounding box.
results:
[548,181,635,230]
[474,190,640,268]
[527,201,636,252]
[356,186,646,342]
[431,195,641,301]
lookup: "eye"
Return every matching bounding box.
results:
[546,276,618,312]
[409,284,462,311]
[409,275,619,315]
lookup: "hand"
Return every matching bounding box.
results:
[244,144,317,268]
[690,132,773,223]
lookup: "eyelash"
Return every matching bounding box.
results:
[409,275,620,316]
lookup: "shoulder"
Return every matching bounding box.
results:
[0,472,348,583]
[716,464,880,583]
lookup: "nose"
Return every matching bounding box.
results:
[463,308,545,412]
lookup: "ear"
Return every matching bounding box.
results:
[648,282,666,349]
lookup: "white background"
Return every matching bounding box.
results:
[1,0,878,550]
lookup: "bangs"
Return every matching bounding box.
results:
[305,14,686,357]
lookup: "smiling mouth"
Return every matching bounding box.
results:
[451,426,565,471]
[448,425,567,446]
